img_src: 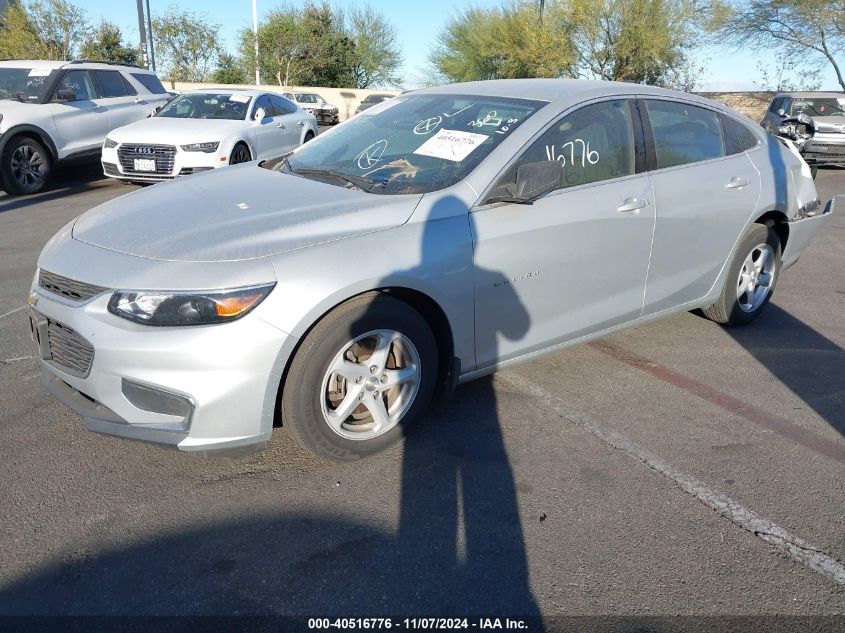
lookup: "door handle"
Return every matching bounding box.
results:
[277,123,286,129]
[725,177,750,189]
[617,197,649,214]
[134,98,146,104]
[297,120,305,127]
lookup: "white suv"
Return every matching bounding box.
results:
[0,60,170,195]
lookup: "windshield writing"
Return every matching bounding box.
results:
[282,94,546,194]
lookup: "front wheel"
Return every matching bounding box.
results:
[303,130,315,143]
[229,143,251,165]
[282,293,438,461]
[1,136,52,195]
[702,223,781,326]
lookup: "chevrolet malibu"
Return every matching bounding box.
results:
[30,79,831,461]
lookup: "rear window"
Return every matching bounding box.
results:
[721,115,759,155]
[94,70,128,98]
[646,100,725,169]
[131,73,167,95]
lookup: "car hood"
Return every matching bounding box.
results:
[812,115,845,133]
[109,117,247,144]
[72,165,422,262]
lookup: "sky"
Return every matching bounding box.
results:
[78,0,843,91]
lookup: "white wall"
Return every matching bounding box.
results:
[170,82,402,122]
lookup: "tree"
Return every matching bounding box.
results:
[152,6,220,83]
[345,5,403,88]
[0,0,89,61]
[430,4,575,82]
[555,0,708,88]
[240,6,309,86]
[212,53,248,84]
[80,21,138,64]
[719,0,845,91]
[297,1,355,87]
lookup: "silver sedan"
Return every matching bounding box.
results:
[29,79,831,460]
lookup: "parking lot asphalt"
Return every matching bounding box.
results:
[0,159,843,625]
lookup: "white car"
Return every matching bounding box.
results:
[101,89,318,183]
[283,92,339,125]
[0,60,170,195]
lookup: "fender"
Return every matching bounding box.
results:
[0,123,58,160]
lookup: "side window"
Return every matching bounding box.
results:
[271,95,297,115]
[93,71,128,98]
[56,70,97,101]
[130,73,167,94]
[120,74,137,96]
[769,97,783,114]
[721,115,759,155]
[645,100,724,169]
[252,95,272,119]
[493,99,636,196]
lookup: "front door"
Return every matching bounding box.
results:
[471,98,655,368]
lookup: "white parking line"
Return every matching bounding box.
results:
[0,305,25,320]
[499,371,845,587]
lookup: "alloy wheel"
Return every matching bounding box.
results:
[320,329,421,441]
[10,144,46,188]
[736,243,776,312]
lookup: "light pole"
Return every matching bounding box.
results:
[136,0,148,68]
[252,0,260,85]
[146,0,156,72]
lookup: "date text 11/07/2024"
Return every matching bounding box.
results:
[307,617,530,630]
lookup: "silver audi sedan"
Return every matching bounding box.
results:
[30,79,831,460]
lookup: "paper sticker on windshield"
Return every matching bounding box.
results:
[28,68,51,77]
[358,98,402,116]
[228,94,251,103]
[413,129,488,162]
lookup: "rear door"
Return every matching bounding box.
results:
[92,70,145,130]
[471,98,655,367]
[50,70,111,156]
[269,94,305,152]
[640,98,761,315]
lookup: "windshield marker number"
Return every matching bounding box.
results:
[545,139,600,167]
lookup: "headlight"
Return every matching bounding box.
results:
[181,141,220,153]
[103,137,118,148]
[107,283,275,326]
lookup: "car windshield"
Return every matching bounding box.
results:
[0,67,56,103]
[281,93,546,194]
[156,93,251,120]
[791,98,845,117]
[297,94,319,103]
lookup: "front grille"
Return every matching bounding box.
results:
[47,319,94,377]
[39,269,107,303]
[102,162,120,176]
[117,144,176,176]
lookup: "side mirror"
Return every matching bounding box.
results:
[797,112,813,125]
[254,107,267,123]
[487,161,561,204]
[777,108,786,117]
[54,89,76,102]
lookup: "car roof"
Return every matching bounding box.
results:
[0,60,154,72]
[414,78,730,110]
[775,91,845,99]
[183,88,265,97]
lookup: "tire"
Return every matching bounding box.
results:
[282,292,438,461]
[229,143,251,165]
[304,131,315,143]
[1,136,52,195]
[702,223,781,326]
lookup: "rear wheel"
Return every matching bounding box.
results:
[304,131,315,143]
[702,223,781,326]
[1,136,52,195]
[229,143,251,165]
[282,293,437,461]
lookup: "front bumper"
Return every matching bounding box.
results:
[801,135,845,165]
[101,145,225,182]
[29,284,292,454]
